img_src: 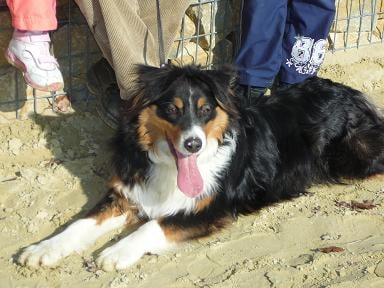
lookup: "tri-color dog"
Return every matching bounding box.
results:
[19,65,384,271]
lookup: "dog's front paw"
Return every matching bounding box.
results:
[18,239,69,267]
[96,241,143,271]
[96,220,171,271]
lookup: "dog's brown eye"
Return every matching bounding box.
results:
[166,104,178,115]
[200,104,212,116]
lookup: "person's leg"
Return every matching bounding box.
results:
[75,0,190,94]
[5,0,64,92]
[75,0,190,128]
[6,0,57,31]
[235,0,288,91]
[278,0,336,85]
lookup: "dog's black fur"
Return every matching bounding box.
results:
[113,65,384,237]
[18,64,384,270]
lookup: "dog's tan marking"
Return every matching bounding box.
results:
[138,105,182,150]
[160,216,230,243]
[92,197,140,226]
[89,177,141,225]
[174,97,184,109]
[366,174,384,181]
[204,107,229,142]
[108,176,125,196]
[195,196,215,213]
[161,225,200,242]
[197,97,207,109]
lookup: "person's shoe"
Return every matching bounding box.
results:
[275,82,292,90]
[234,84,266,106]
[271,82,293,95]
[87,58,120,129]
[271,76,293,95]
[5,30,64,92]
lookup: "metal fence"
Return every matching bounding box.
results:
[0,0,383,119]
[331,0,384,50]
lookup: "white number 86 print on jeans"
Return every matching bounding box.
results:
[286,35,327,75]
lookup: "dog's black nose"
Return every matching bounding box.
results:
[184,137,202,153]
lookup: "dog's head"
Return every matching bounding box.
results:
[124,64,238,198]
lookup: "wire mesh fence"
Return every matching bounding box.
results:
[0,0,383,119]
[331,0,384,50]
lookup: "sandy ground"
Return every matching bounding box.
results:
[1,47,384,288]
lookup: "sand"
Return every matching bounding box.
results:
[0,46,384,288]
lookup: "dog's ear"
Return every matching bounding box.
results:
[202,66,238,117]
[123,64,173,121]
[135,64,174,102]
[207,65,237,88]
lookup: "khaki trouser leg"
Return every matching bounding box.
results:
[74,0,191,98]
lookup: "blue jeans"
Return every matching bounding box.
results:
[235,0,336,88]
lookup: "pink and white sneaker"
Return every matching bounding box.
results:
[5,30,64,92]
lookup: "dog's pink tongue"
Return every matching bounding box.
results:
[176,152,203,198]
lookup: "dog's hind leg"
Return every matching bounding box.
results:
[330,124,384,178]
[18,179,141,268]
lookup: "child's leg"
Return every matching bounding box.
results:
[278,0,336,85]
[6,0,57,31]
[235,0,288,89]
[5,0,64,92]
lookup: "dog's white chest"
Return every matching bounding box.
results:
[124,133,237,219]
[127,164,196,218]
